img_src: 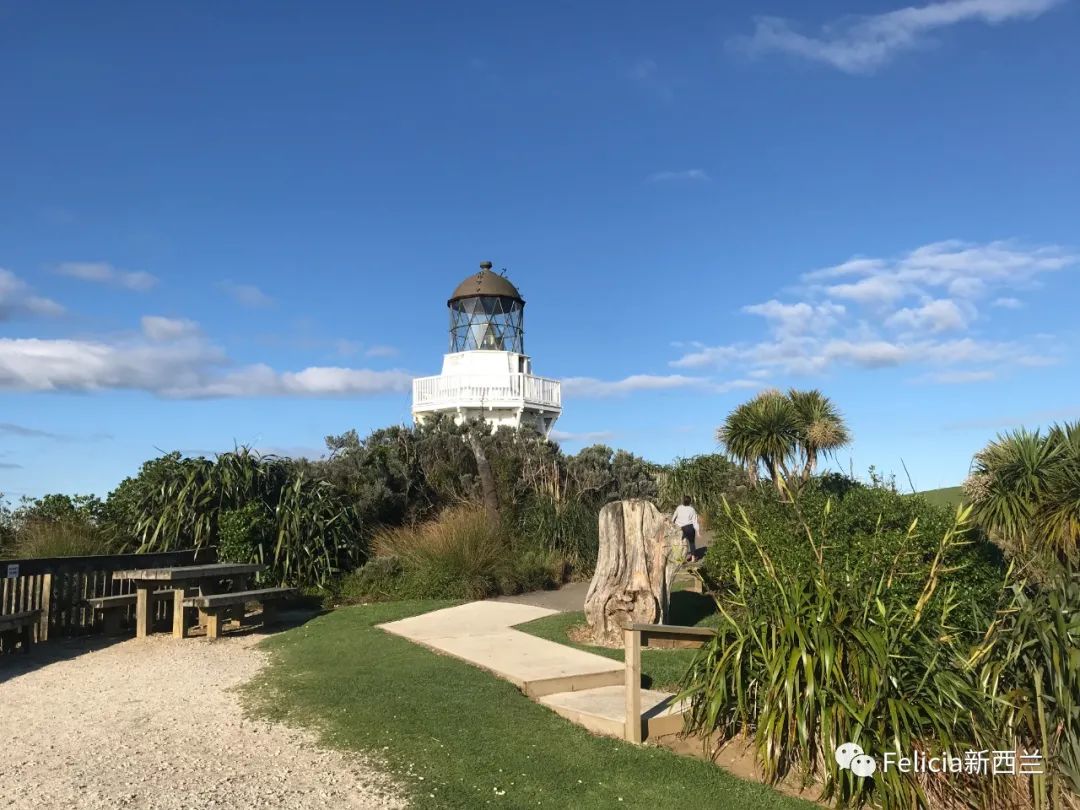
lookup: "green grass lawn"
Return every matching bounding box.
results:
[918,485,965,509]
[515,590,720,693]
[245,601,810,810]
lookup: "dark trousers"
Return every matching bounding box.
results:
[680,524,697,556]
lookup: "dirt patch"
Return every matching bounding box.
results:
[0,632,404,809]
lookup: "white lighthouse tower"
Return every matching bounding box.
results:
[411,262,562,436]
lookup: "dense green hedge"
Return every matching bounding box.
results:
[700,475,1006,636]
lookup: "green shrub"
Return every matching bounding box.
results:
[515,494,599,573]
[217,502,273,565]
[337,557,407,603]
[681,506,1002,809]
[700,476,1005,636]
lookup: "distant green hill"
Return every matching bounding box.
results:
[918,485,965,509]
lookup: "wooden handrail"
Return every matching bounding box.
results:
[623,622,717,743]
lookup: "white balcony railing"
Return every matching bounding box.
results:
[412,373,562,411]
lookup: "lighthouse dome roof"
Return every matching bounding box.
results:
[448,262,523,305]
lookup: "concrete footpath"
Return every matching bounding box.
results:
[377,592,686,740]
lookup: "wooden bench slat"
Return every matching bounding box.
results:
[0,609,41,631]
[184,587,294,610]
[85,592,173,609]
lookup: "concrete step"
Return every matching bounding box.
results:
[539,685,689,741]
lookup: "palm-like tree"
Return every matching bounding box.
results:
[966,421,1080,568]
[787,388,851,480]
[717,389,850,490]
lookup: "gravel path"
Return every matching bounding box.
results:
[0,631,405,809]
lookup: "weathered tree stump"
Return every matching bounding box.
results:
[584,499,685,645]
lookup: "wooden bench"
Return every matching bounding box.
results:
[0,610,42,653]
[183,587,294,639]
[85,591,175,635]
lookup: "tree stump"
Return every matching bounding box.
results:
[584,499,685,645]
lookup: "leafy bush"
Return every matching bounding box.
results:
[681,506,1003,809]
[700,476,1005,635]
[217,502,273,564]
[515,494,599,572]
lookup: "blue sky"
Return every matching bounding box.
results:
[2,0,1078,498]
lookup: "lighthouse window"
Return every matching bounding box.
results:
[449,295,524,353]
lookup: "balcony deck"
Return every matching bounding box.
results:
[412,373,561,413]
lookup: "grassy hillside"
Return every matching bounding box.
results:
[918,485,965,509]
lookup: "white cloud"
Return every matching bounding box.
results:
[0,334,411,399]
[992,296,1024,309]
[0,269,65,319]
[141,316,200,342]
[365,345,399,358]
[646,169,710,183]
[57,262,157,291]
[550,429,616,443]
[885,298,970,333]
[562,374,708,397]
[826,274,909,305]
[915,369,997,384]
[743,299,846,336]
[735,0,1063,74]
[668,238,1071,383]
[219,281,274,308]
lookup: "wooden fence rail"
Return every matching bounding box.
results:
[0,549,215,642]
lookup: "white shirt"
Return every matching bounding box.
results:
[672,505,700,532]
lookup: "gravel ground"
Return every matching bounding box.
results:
[0,630,405,809]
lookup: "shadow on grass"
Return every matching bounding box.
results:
[668,591,717,627]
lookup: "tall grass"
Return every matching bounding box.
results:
[373,507,509,600]
[7,519,115,558]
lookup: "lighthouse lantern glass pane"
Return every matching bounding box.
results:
[449,295,523,353]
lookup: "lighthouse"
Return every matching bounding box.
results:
[411,262,562,436]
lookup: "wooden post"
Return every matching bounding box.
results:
[172,589,187,639]
[205,610,221,640]
[229,575,249,628]
[39,573,52,641]
[134,582,154,639]
[624,626,642,743]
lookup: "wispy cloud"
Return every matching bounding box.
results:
[56,262,157,291]
[670,239,1073,383]
[626,58,673,99]
[218,281,274,309]
[563,374,709,398]
[992,296,1024,309]
[365,345,399,358]
[549,429,616,444]
[734,0,1064,74]
[915,369,997,384]
[0,269,65,319]
[944,405,1079,430]
[0,422,60,439]
[646,169,710,183]
[141,315,200,342]
[0,322,412,399]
